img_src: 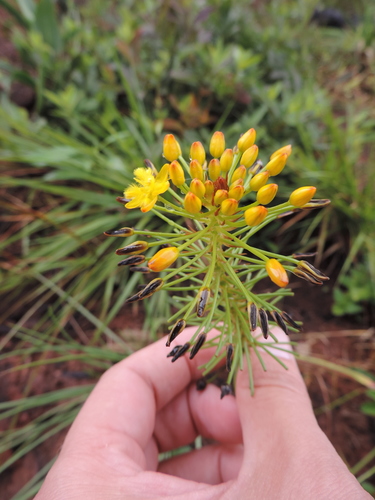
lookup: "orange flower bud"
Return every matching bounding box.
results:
[289,186,317,207]
[190,141,206,165]
[237,128,256,152]
[190,178,206,199]
[256,183,278,205]
[228,184,245,201]
[163,134,182,161]
[231,165,247,183]
[265,259,289,288]
[148,247,179,272]
[209,131,225,158]
[265,153,288,176]
[208,159,221,181]
[204,180,214,200]
[249,171,270,191]
[184,191,202,214]
[244,206,268,227]
[229,178,243,190]
[169,160,185,186]
[270,144,292,160]
[189,159,204,181]
[221,198,239,215]
[220,149,234,172]
[240,145,259,168]
[214,189,229,206]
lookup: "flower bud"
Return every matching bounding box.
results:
[265,153,288,176]
[148,247,179,272]
[237,128,256,152]
[256,183,278,205]
[190,141,206,165]
[228,184,245,201]
[197,287,210,317]
[115,241,149,256]
[208,159,221,181]
[270,144,292,160]
[190,178,206,199]
[189,159,204,181]
[163,134,182,161]
[249,171,270,191]
[209,131,225,158]
[244,206,268,227]
[265,259,289,288]
[289,186,316,207]
[104,227,134,237]
[231,165,247,183]
[214,189,229,206]
[166,319,186,346]
[240,145,258,168]
[220,149,234,172]
[204,180,214,201]
[184,191,202,214]
[220,198,239,215]
[169,161,185,186]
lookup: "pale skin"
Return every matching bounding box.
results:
[35,327,371,500]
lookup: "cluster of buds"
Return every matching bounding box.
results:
[105,128,330,394]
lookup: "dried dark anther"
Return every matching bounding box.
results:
[115,196,130,204]
[118,255,146,267]
[197,287,210,317]
[259,309,269,339]
[138,278,164,299]
[292,252,317,259]
[115,241,148,256]
[104,227,134,237]
[167,345,182,358]
[248,159,263,175]
[226,344,234,372]
[293,268,323,285]
[144,159,157,173]
[270,311,288,335]
[196,378,207,391]
[302,199,331,209]
[248,302,258,331]
[298,261,330,281]
[160,243,171,249]
[171,342,191,362]
[281,311,301,331]
[277,210,299,218]
[189,333,207,359]
[124,292,142,304]
[166,319,186,347]
[220,384,233,399]
[130,266,151,273]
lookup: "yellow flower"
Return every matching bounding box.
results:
[125,165,170,213]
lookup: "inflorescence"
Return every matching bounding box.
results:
[105,128,330,395]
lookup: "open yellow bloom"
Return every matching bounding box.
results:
[124,165,170,213]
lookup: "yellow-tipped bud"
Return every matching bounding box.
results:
[250,171,270,191]
[163,134,182,161]
[209,131,225,158]
[204,180,214,200]
[265,153,288,176]
[231,165,247,183]
[169,160,185,186]
[237,128,256,152]
[289,186,317,207]
[190,141,206,165]
[184,191,202,214]
[190,178,206,199]
[148,247,179,272]
[220,149,234,172]
[228,184,245,201]
[270,144,292,160]
[244,206,268,227]
[208,159,221,181]
[240,145,259,168]
[257,183,278,205]
[265,259,289,288]
[189,159,204,181]
[221,198,239,215]
[229,178,243,190]
[214,189,229,206]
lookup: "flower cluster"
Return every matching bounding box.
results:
[105,128,330,395]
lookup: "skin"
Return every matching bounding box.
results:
[35,327,371,500]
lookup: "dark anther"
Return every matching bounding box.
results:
[171,343,191,363]
[248,159,263,175]
[226,344,234,372]
[293,268,323,285]
[189,333,207,359]
[115,242,148,256]
[138,278,164,300]
[248,302,258,331]
[124,292,142,304]
[220,384,233,399]
[298,261,330,281]
[166,319,186,347]
[167,345,182,358]
[270,311,288,335]
[259,309,269,339]
[118,255,146,266]
[196,378,207,391]
[130,266,150,273]
[115,197,130,204]
[281,311,301,331]
[197,288,210,317]
[104,227,134,237]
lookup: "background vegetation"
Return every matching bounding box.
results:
[0,0,374,498]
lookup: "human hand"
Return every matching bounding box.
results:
[35,327,370,500]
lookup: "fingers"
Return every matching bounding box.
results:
[158,444,243,484]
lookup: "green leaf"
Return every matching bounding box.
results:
[34,0,61,52]
[360,401,375,417]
